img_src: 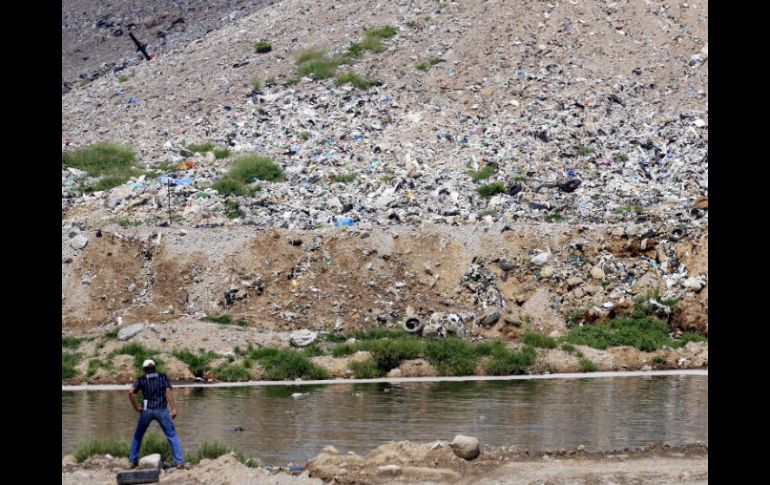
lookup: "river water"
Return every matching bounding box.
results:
[62,375,707,465]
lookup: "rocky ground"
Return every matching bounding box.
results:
[61,441,708,485]
[62,0,708,382]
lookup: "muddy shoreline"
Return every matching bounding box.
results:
[62,441,708,485]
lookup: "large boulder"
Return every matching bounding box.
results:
[449,435,480,460]
[138,453,161,469]
[290,329,318,347]
[117,323,146,341]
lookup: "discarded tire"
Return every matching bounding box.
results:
[402,317,424,334]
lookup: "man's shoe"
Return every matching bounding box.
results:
[129,462,139,469]
[174,463,189,470]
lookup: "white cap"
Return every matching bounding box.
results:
[142,359,155,368]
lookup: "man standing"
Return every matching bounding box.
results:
[128,359,185,468]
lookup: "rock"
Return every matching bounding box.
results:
[498,259,515,271]
[540,266,554,278]
[504,314,522,326]
[322,445,339,455]
[530,251,550,266]
[479,308,501,326]
[566,277,584,288]
[557,179,581,192]
[641,365,652,371]
[398,358,437,377]
[377,465,402,477]
[139,453,161,469]
[590,267,605,279]
[117,323,145,341]
[290,329,318,347]
[387,368,403,377]
[449,435,480,460]
[70,235,89,250]
[695,196,708,210]
[61,454,77,466]
[684,277,704,292]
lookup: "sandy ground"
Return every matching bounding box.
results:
[61,443,707,485]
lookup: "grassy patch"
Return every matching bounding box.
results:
[579,359,598,372]
[485,346,536,375]
[202,314,232,324]
[213,364,251,382]
[406,20,418,28]
[253,41,272,53]
[212,178,256,197]
[545,212,564,222]
[467,165,495,182]
[251,79,262,90]
[346,42,364,58]
[62,336,84,349]
[225,199,244,219]
[301,345,326,358]
[85,358,112,378]
[480,208,497,217]
[381,174,393,183]
[513,175,528,182]
[679,332,706,344]
[477,182,505,197]
[74,435,130,463]
[332,173,357,183]
[335,72,374,89]
[331,336,423,373]
[415,57,442,72]
[109,343,163,373]
[247,348,329,380]
[577,146,595,156]
[614,154,629,163]
[424,337,483,376]
[296,49,343,79]
[104,330,119,339]
[560,343,576,353]
[324,328,410,343]
[652,355,667,365]
[187,142,216,153]
[349,358,381,378]
[522,331,558,349]
[361,26,397,52]
[214,148,231,160]
[62,352,80,379]
[228,154,282,182]
[62,142,140,192]
[173,350,219,375]
[117,75,129,83]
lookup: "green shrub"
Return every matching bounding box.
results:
[249,348,329,380]
[335,73,373,89]
[109,343,164,373]
[332,173,357,183]
[485,346,536,375]
[213,364,251,382]
[62,336,84,349]
[577,146,595,156]
[560,343,576,353]
[467,165,495,182]
[301,345,326,358]
[118,75,129,83]
[62,142,140,192]
[346,42,364,58]
[203,314,232,324]
[74,435,129,462]
[62,352,80,379]
[579,359,598,372]
[652,355,667,365]
[425,338,479,376]
[349,359,381,378]
[544,212,564,222]
[614,154,629,163]
[298,56,343,79]
[415,57,442,72]
[679,332,707,344]
[228,155,282,183]
[187,142,215,153]
[212,178,253,197]
[477,182,505,197]
[173,350,219,375]
[522,331,558,349]
[253,41,272,53]
[252,79,262,90]
[367,338,424,372]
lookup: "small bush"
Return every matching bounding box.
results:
[251,79,262,90]
[173,350,219,375]
[467,165,495,182]
[406,20,417,28]
[62,142,139,191]
[522,331,558,349]
[560,343,576,353]
[365,25,397,39]
[74,435,129,462]
[415,57,442,72]
[62,336,84,349]
[109,343,163,373]
[485,346,536,375]
[86,359,111,378]
[213,364,251,382]
[298,57,342,80]
[367,338,424,372]
[425,338,479,376]
[62,352,80,379]
[349,359,381,378]
[545,212,564,222]
[579,359,598,372]
[212,178,254,197]
[346,42,364,58]
[577,146,595,156]
[301,345,326,358]
[652,355,667,365]
[332,173,356,183]
[187,142,216,153]
[228,155,282,183]
[105,330,119,339]
[118,75,129,83]
[187,441,234,464]
[477,182,505,197]
[213,148,231,160]
[335,72,373,89]
[253,41,272,53]
[614,154,629,163]
[203,314,232,324]
[251,348,329,381]
[296,48,327,65]
[678,332,707,344]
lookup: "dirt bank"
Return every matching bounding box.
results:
[61,442,707,485]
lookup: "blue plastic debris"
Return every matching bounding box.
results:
[641,159,649,167]
[336,218,354,227]
[128,97,138,104]
[288,465,304,473]
[567,167,577,178]
[353,134,363,142]
[518,69,526,77]
[159,176,193,186]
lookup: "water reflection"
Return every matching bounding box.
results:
[62,376,707,465]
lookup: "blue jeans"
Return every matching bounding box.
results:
[129,408,184,465]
